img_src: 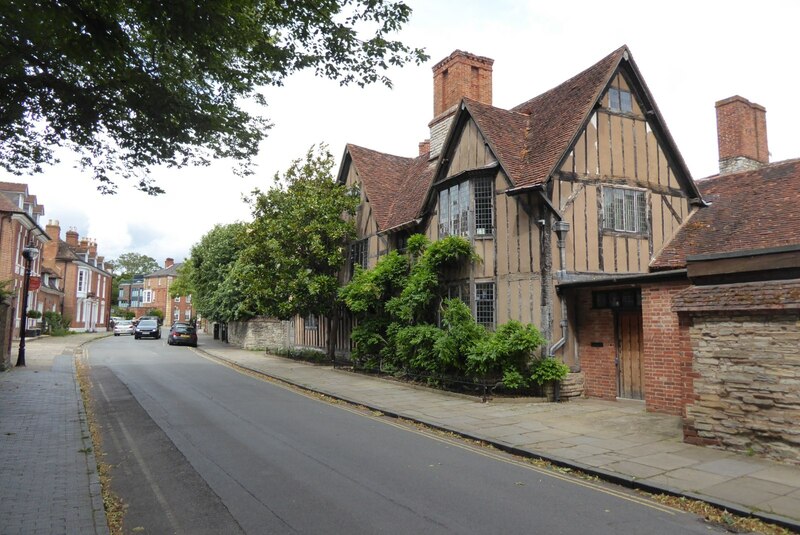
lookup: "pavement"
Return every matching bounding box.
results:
[0,332,109,535]
[1,331,799,534]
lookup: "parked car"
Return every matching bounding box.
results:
[167,322,197,347]
[134,319,161,340]
[113,320,135,336]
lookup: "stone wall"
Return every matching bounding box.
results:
[683,313,800,464]
[226,317,290,351]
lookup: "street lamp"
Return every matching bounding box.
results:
[16,245,39,367]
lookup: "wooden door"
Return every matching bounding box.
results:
[617,310,644,400]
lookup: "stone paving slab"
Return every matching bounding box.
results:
[0,334,109,535]
[194,333,800,530]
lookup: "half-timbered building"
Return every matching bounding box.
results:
[293,46,706,409]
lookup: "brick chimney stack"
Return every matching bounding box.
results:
[716,96,769,174]
[428,50,494,159]
[65,227,79,246]
[419,139,430,156]
[165,257,174,268]
[88,239,97,256]
[43,219,61,271]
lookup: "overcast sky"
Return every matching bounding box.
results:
[5,0,799,266]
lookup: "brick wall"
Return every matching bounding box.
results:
[227,317,290,350]
[575,290,617,400]
[682,313,800,465]
[641,282,693,415]
[432,50,493,117]
[715,96,768,174]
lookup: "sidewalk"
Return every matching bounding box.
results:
[195,333,800,531]
[0,334,109,535]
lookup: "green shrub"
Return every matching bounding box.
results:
[467,320,545,389]
[26,309,42,319]
[530,357,571,385]
[393,324,443,374]
[43,311,68,333]
[434,298,486,374]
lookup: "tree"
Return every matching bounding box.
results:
[0,1,427,193]
[239,144,359,357]
[110,253,160,278]
[169,262,194,300]
[186,223,251,322]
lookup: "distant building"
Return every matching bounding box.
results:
[42,220,113,331]
[142,258,193,325]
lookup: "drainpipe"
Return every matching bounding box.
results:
[548,221,570,358]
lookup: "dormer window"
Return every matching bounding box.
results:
[608,87,633,113]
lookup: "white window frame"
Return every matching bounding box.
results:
[77,268,89,294]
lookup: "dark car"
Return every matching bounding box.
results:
[134,319,161,339]
[167,323,197,347]
[138,315,163,326]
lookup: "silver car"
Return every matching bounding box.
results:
[113,320,135,336]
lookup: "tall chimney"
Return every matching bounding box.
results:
[716,96,768,174]
[43,219,61,271]
[65,227,79,246]
[429,50,494,158]
[165,257,174,268]
[88,239,98,256]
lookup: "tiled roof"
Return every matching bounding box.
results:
[652,159,800,270]
[347,144,434,231]
[0,193,22,213]
[0,182,28,193]
[510,46,626,189]
[672,279,800,312]
[461,99,529,184]
[146,263,182,278]
[344,45,695,232]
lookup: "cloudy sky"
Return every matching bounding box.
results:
[5,0,799,266]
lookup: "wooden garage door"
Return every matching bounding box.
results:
[617,310,644,400]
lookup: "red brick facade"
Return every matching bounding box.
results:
[432,50,493,117]
[575,291,617,400]
[574,281,694,415]
[641,283,694,415]
[715,96,768,168]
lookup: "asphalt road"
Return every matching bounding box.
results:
[87,334,726,535]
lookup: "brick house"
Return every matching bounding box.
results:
[40,220,113,331]
[142,258,193,326]
[0,183,50,368]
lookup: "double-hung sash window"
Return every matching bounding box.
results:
[438,178,494,238]
[77,269,89,294]
[602,187,647,234]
